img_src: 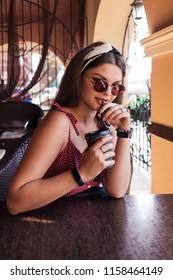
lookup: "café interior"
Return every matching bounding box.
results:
[0,0,172,260]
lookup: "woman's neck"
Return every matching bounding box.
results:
[65,104,98,127]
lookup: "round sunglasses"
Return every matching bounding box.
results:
[84,73,125,96]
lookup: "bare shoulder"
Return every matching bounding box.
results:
[8,108,72,193]
[15,109,71,175]
[33,109,71,142]
[41,109,71,130]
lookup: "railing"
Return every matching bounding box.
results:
[130,119,151,172]
[127,92,151,172]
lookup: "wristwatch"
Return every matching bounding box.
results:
[116,128,133,139]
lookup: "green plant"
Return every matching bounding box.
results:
[126,94,150,122]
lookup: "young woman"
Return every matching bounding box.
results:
[7,41,132,214]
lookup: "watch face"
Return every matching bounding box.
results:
[117,129,132,138]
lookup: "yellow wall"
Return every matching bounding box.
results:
[152,136,173,193]
[151,53,173,194]
[84,0,101,44]
[143,0,173,33]
[93,0,132,53]
[152,54,173,127]
[142,0,173,194]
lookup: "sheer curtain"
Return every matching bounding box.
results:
[0,0,85,102]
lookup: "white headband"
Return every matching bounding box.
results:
[81,43,114,72]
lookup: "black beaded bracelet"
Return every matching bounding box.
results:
[71,168,84,187]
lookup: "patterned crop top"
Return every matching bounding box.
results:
[43,102,103,196]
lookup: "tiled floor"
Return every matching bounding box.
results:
[130,162,151,195]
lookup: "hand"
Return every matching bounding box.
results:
[97,102,131,130]
[78,136,115,181]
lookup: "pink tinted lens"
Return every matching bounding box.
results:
[94,79,107,92]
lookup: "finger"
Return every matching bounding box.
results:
[102,107,116,120]
[118,107,128,114]
[97,148,115,169]
[106,159,115,168]
[91,135,113,150]
[102,149,115,158]
[102,105,126,121]
[104,111,120,121]
[115,108,130,120]
[100,143,114,153]
[102,110,120,123]
[99,102,118,114]
[103,155,115,168]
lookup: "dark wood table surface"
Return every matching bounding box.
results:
[0,193,173,260]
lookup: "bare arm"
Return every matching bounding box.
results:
[98,102,132,198]
[102,137,131,198]
[7,111,79,214]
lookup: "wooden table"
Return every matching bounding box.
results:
[0,193,173,260]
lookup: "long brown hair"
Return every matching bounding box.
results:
[53,41,126,107]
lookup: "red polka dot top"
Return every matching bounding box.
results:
[43,102,103,196]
